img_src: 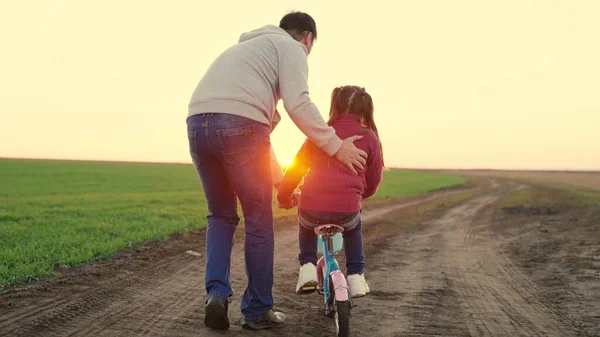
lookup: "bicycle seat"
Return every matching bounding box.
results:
[314,224,345,236]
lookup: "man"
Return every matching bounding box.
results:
[186,11,367,330]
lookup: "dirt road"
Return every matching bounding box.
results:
[1,182,597,336]
[446,170,600,190]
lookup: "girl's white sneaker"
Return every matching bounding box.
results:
[296,263,318,294]
[347,274,370,298]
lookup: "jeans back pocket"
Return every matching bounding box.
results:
[216,124,259,166]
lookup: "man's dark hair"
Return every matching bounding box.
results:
[279,11,317,42]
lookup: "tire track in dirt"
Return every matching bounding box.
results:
[0,189,464,337]
[350,196,480,337]
[0,257,192,337]
[338,187,581,337]
[442,192,578,337]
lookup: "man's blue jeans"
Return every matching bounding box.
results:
[187,113,274,322]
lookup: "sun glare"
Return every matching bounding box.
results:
[280,157,295,173]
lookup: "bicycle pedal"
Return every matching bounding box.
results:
[297,283,318,295]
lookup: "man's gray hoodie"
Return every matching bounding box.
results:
[188,25,343,164]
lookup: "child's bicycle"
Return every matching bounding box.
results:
[313,224,352,337]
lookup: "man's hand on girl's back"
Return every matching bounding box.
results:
[334,135,368,175]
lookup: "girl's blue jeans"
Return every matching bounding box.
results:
[297,209,365,275]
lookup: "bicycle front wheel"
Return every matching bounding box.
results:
[334,300,350,337]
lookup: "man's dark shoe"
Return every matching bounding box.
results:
[242,310,285,330]
[204,295,230,329]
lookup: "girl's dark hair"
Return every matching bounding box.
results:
[328,85,385,169]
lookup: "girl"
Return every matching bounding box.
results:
[276,85,384,298]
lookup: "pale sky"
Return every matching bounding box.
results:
[1,0,599,170]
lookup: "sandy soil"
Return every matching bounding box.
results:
[0,180,598,337]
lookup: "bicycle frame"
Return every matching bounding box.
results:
[317,229,350,315]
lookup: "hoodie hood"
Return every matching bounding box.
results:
[238,25,291,43]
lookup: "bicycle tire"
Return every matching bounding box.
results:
[335,300,350,337]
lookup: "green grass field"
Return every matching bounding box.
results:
[0,159,465,289]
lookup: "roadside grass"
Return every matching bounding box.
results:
[499,184,600,214]
[0,160,466,289]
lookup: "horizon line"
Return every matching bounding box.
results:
[1,156,599,173]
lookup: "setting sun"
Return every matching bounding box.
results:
[280,157,295,173]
